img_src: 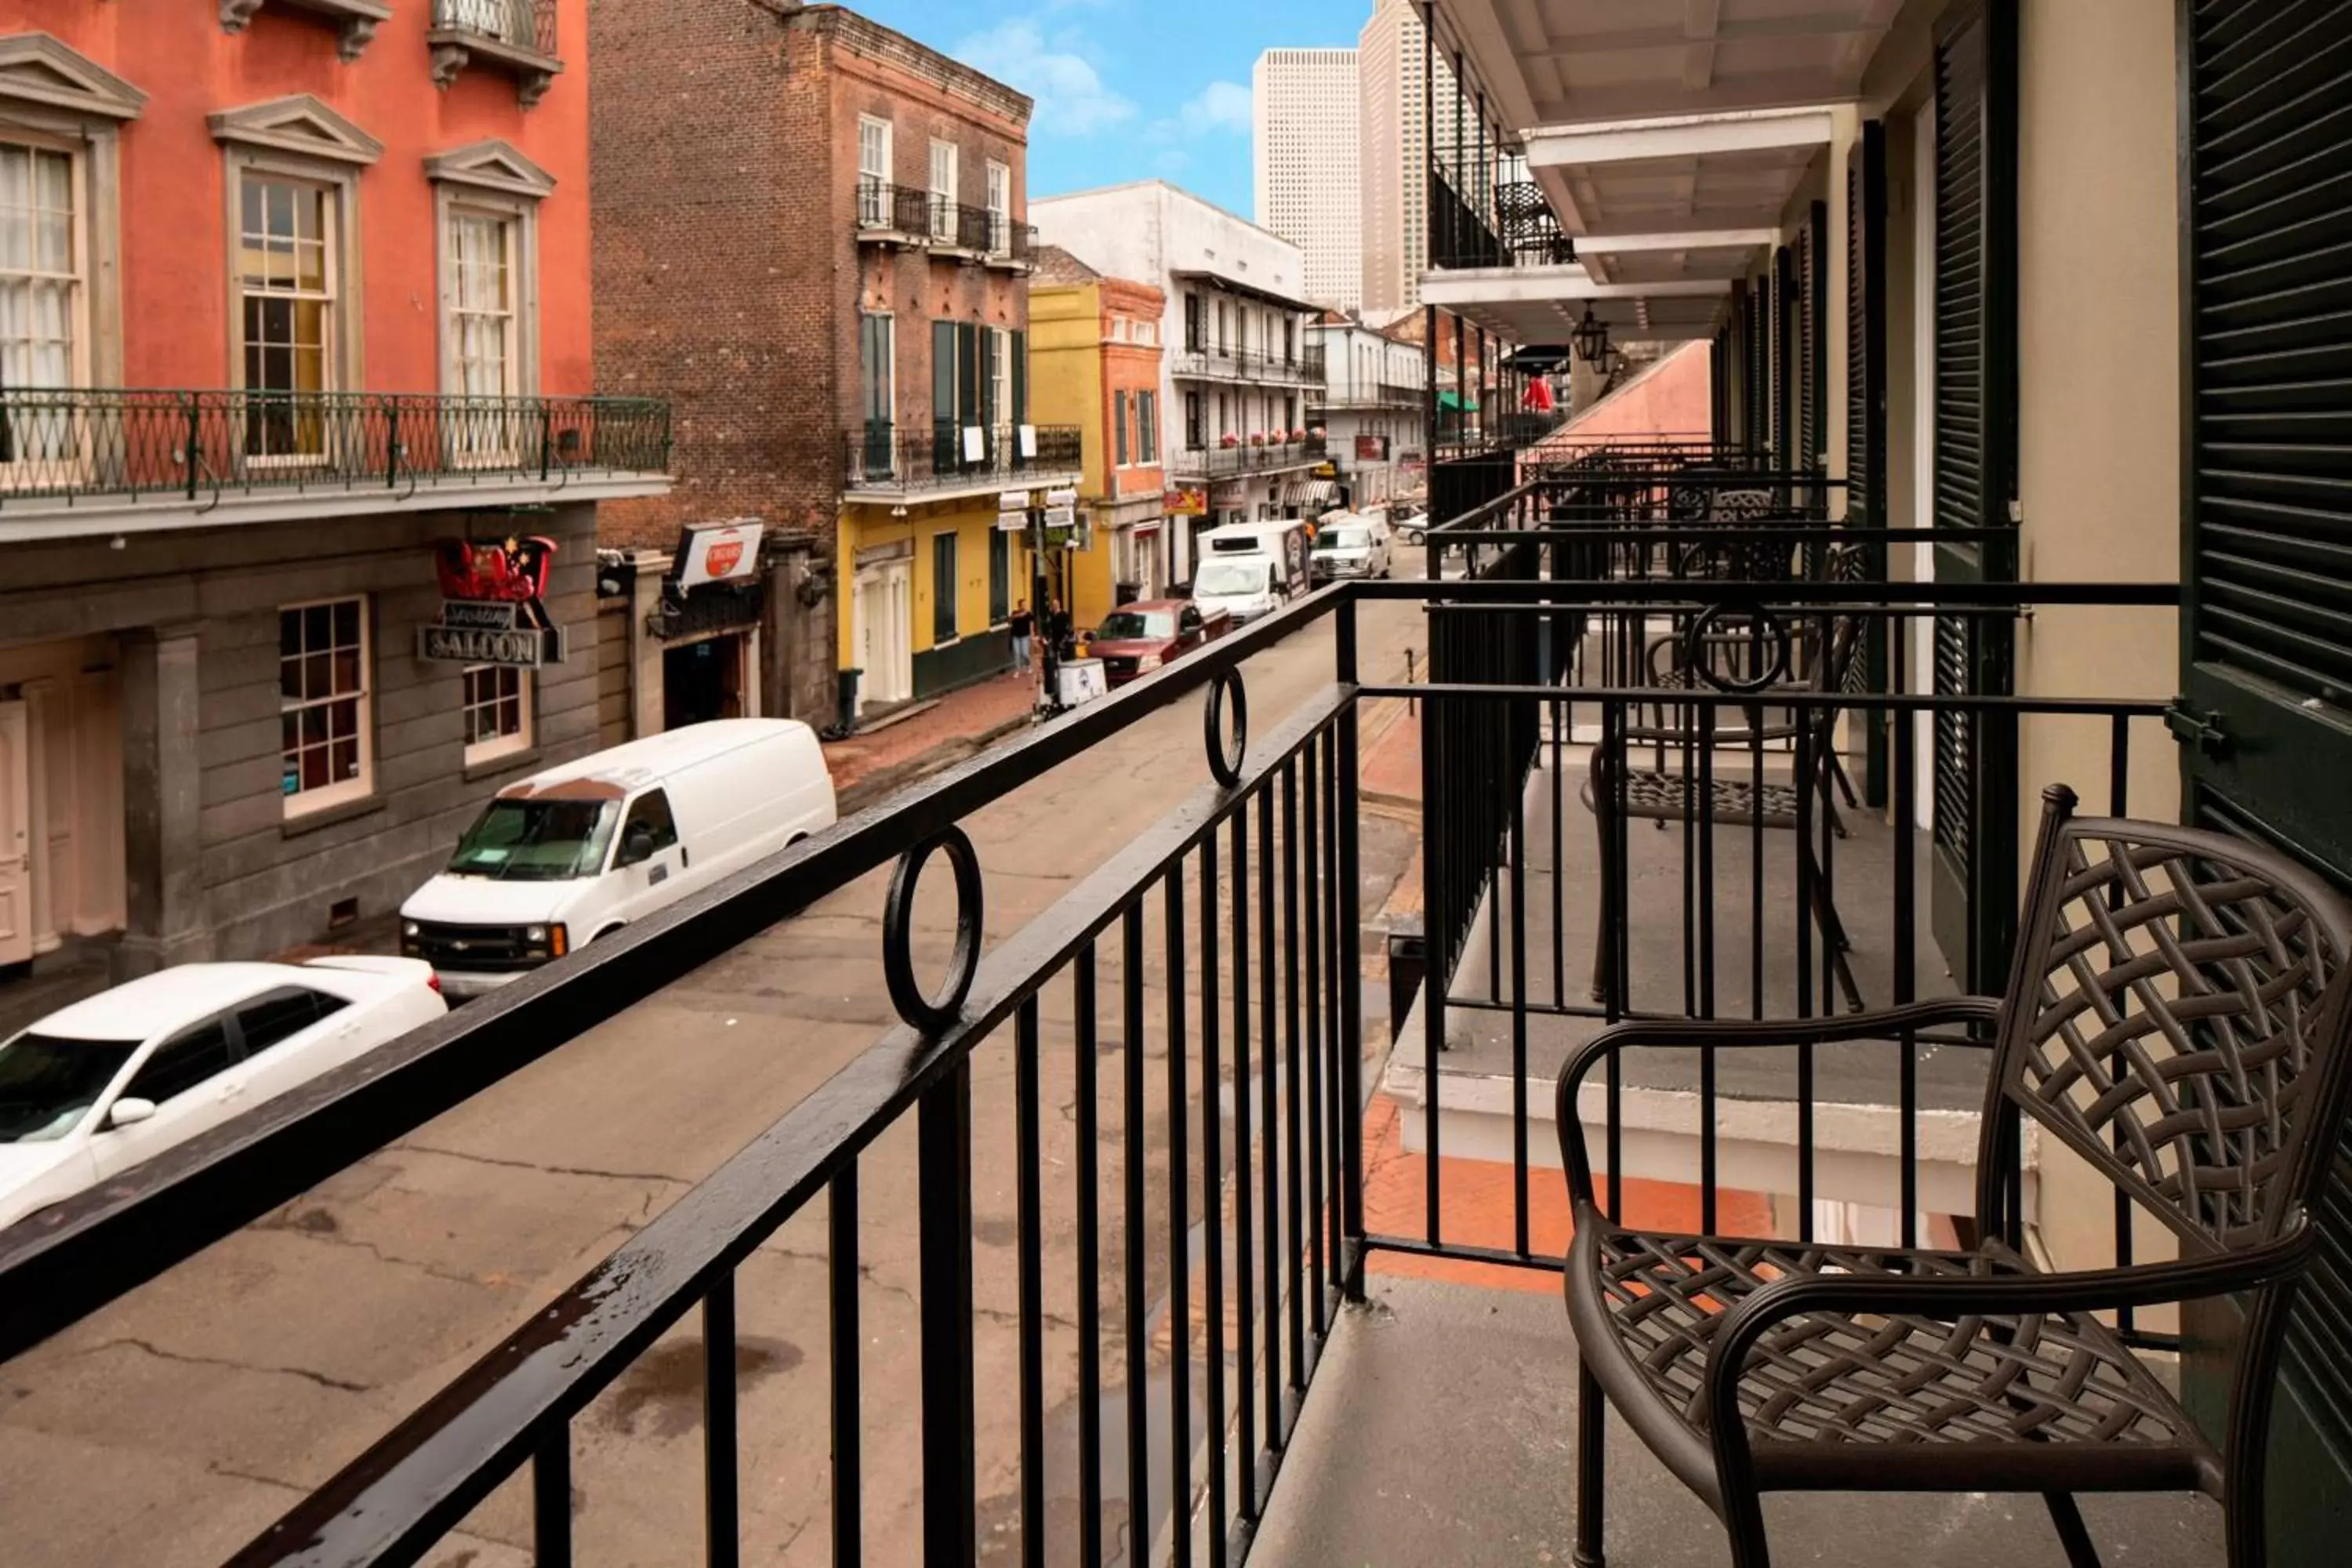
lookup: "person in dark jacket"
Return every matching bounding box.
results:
[1047,597,1073,659]
[1008,600,1034,671]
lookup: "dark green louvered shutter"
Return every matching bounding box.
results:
[2179,5,2352,1541]
[1849,121,1889,804]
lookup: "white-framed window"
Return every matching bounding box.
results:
[238,172,338,462]
[985,158,1009,253]
[858,114,892,226]
[0,139,82,395]
[1134,319,1157,347]
[990,325,1012,434]
[280,596,372,815]
[448,209,515,397]
[463,664,532,766]
[928,139,957,241]
[1109,316,1128,343]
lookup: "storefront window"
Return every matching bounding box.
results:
[279,597,371,814]
[463,663,531,765]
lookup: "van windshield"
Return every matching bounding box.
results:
[1315,528,1370,552]
[447,799,619,880]
[1195,560,1269,597]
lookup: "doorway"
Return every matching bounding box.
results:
[0,701,28,971]
[854,554,913,710]
[662,634,746,729]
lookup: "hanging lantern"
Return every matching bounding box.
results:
[1571,306,1611,366]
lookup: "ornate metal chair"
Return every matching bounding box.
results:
[1556,786,2352,1568]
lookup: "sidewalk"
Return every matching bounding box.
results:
[823,668,1040,812]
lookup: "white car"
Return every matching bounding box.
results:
[1396,508,1431,546]
[0,957,446,1231]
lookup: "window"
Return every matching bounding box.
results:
[617,789,679,864]
[239,173,337,459]
[280,596,371,814]
[1134,320,1157,347]
[990,326,1013,437]
[858,114,892,225]
[1184,392,1203,451]
[1109,317,1128,343]
[931,531,959,643]
[448,210,514,399]
[1114,389,1130,466]
[1184,293,1204,351]
[928,139,957,241]
[1138,390,1158,463]
[125,1017,234,1106]
[989,526,1011,625]
[985,158,1010,253]
[859,312,894,474]
[0,141,79,395]
[234,988,347,1059]
[463,663,532,765]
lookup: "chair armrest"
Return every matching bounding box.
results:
[1698,1223,2318,1492]
[1552,997,2002,1208]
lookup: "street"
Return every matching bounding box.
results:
[0,565,1428,1568]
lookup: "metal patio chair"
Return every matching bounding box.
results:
[1555,786,2352,1568]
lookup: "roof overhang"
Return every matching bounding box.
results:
[1418,263,1730,347]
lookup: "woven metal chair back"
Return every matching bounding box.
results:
[1990,795,2352,1256]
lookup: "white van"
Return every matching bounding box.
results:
[400,720,836,996]
[1195,520,1308,624]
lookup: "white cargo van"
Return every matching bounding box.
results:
[400,720,835,996]
[1194,521,1308,624]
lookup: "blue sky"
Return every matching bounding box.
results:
[854,0,1370,219]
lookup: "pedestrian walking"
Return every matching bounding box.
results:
[1008,599,1034,671]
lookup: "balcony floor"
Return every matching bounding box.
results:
[1252,1274,2223,1568]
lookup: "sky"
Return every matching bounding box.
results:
[853,0,1372,220]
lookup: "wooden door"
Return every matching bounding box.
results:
[0,701,30,969]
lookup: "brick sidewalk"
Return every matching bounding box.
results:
[823,668,1039,804]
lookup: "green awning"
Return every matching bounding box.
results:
[1437,390,1479,412]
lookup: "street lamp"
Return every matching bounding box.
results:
[1572,306,1611,367]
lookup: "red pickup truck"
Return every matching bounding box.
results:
[1087,597,1231,686]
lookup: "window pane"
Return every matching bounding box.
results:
[126,1019,234,1104]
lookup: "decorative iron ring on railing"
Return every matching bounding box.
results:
[1682,604,1794,695]
[882,825,985,1031]
[1203,670,1248,787]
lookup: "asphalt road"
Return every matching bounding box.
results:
[0,561,1430,1568]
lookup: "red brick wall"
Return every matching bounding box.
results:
[31,0,592,395]
[1098,276,1164,500]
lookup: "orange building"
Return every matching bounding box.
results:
[0,4,669,1007]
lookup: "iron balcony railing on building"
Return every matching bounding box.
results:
[1164,434,1328,480]
[0,387,670,510]
[1171,344,1327,386]
[1427,173,1576,273]
[844,420,1082,495]
[855,177,931,239]
[1311,387,1422,412]
[925,196,996,255]
[991,215,1037,267]
[0,488,2205,1566]
[430,0,557,58]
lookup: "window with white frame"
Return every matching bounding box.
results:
[985,158,1009,253]
[0,140,80,397]
[448,209,515,396]
[239,173,338,459]
[1134,319,1157,347]
[990,325,1012,434]
[463,664,532,765]
[858,115,891,225]
[280,597,371,813]
[928,140,957,241]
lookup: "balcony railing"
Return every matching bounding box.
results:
[1165,434,1328,479]
[430,0,555,54]
[924,195,996,255]
[855,176,931,239]
[0,388,670,511]
[843,419,1081,495]
[0,452,2212,1567]
[1171,344,1328,385]
[1311,386,1422,412]
[1427,174,1575,272]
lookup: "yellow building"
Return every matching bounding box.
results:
[1026,248,1171,629]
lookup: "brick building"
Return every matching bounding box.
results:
[589,1,1077,726]
[1025,245,1168,622]
[0,4,668,1018]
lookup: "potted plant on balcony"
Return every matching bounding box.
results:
[1220,432,1240,448]
[1290,427,1308,443]
[1249,432,1266,447]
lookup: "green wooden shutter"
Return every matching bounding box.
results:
[932,321,956,472]
[1928,0,2020,993]
[2180,7,2352,1548]
[1773,245,1793,462]
[1802,199,1827,474]
[1849,120,1889,804]
[1012,329,1028,428]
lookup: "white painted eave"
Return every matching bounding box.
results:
[0,473,673,544]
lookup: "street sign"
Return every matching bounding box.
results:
[998,489,1031,511]
[1044,488,1078,507]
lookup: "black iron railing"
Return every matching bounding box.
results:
[0,388,670,509]
[925,196,996,253]
[844,419,1082,492]
[0,473,2192,1565]
[1166,434,1327,479]
[430,0,556,56]
[992,215,1037,265]
[1171,345,1327,383]
[854,176,931,237]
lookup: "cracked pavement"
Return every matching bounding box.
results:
[0,581,1427,1568]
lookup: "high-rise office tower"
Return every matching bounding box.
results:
[1359,0,1466,313]
[1253,46,1363,310]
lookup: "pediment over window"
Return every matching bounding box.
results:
[209,93,383,166]
[424,138,556,199]
[0,32,147,121]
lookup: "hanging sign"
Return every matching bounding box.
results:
[1163,485,1208,517]
[417,622,566,668]
[424,535,564,665]
[677,521,764,589]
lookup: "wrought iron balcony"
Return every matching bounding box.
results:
[427,0,561,106]
[843,419,1082,497]
[1165,433,1328,479]
[855,176,931,242]
[924,196,997,256]
[1171,343,1328,386]
[990,215,1038,270]
[0,387,670,521]
[1427,173,1575,273]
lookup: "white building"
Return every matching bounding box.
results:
[1359,0,1470,313]
[1254,47,1362,311]
[1030,181,1326,585]
[1308,316,1427,510]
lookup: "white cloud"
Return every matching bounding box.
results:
[1179,80,1254,136]
[953,19,1137,137]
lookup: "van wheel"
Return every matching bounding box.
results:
[591,924,624,943]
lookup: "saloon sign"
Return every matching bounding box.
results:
[419,535,565,668]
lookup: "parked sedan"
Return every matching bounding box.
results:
[0,957,446,1231]
[1087,598,1230,685]
[1395,507,1430,546]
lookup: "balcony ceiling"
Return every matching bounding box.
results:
[1439,0,1915,132]
[1419,261,1728,347]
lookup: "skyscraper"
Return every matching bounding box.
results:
[1253,47,1363,310]
[1359,0,1466,313]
